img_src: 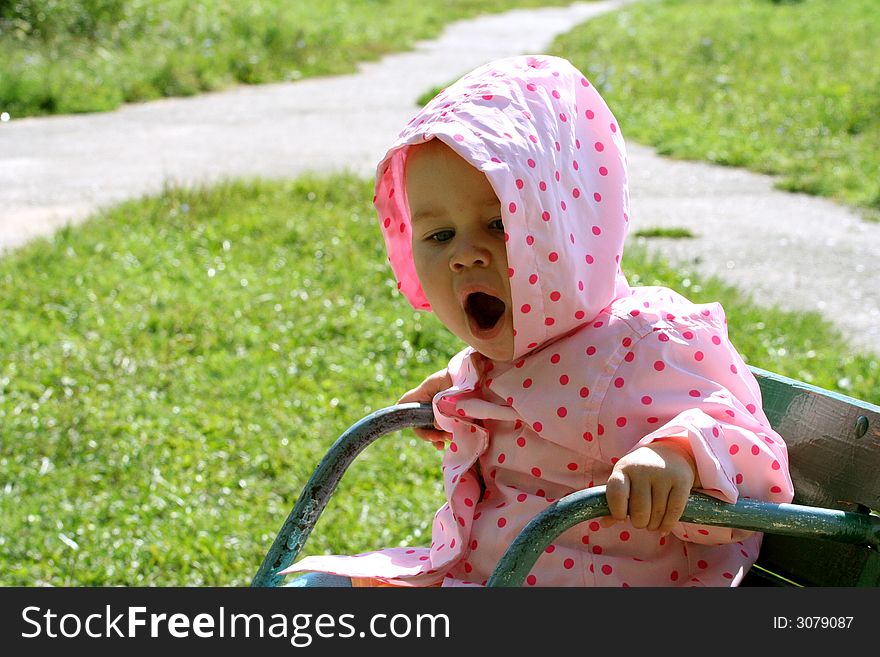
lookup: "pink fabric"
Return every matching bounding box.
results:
[281,55,794,586]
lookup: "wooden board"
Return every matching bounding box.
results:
[748,367,880,586]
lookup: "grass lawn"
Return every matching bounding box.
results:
[0,176,458,585]
[1,176,876,585]
[0,0,577,118]
[549,0,880,218]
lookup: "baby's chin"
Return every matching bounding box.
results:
[466,335,515,362]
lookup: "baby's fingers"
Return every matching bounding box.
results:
[604,470,630,522]
[413,427,452,449]
[398,369,451,406]
[657,487,690,536]
[626,477,653,529]
[646,484,671,532]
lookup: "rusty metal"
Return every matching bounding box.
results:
[252,365,880,587]
[486,486,880,587]
[250,403,435,587]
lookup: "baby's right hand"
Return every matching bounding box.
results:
[398,368,452,450]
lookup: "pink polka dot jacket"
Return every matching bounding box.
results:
[281,55,794,587]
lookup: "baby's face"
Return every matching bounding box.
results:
[406,140,514,361]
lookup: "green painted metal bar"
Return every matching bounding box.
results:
[486,486,880,587]
[253,401,880,588]
[250,403,435,587]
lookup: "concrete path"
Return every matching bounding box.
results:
[1,0,878,356]
[627,146,879,356]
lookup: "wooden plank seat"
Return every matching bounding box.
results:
[741,367,880,586]
[252,367,880,587]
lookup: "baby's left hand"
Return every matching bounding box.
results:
[603,439,701,535]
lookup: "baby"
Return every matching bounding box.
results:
[282,55,794,587]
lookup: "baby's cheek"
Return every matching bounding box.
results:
[410,244,431,281]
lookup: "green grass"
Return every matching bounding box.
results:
[0,0,577,118]
[0,176,459,585]
[632,227,695,239]
[0,176,876,585]
[549,0,880,218]
[417,84,447,107]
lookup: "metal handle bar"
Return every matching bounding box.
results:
[486,485,880,586]
[252,405,880,587]
[251,403,435,587]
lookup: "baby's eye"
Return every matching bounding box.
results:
[489,218,504,231]
[429,229,455,243]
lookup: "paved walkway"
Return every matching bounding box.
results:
[1,0,878,355]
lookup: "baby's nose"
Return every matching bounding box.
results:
[451,243,490,270]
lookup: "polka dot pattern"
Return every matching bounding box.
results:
[375,55,629,359]
[287,55,792,589]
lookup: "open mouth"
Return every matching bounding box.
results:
[465,292,506,333]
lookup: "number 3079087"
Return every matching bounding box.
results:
[773,616,854,629]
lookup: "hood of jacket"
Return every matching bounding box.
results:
[374,55,631,361]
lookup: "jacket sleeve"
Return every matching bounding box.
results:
[596,313,794,545]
